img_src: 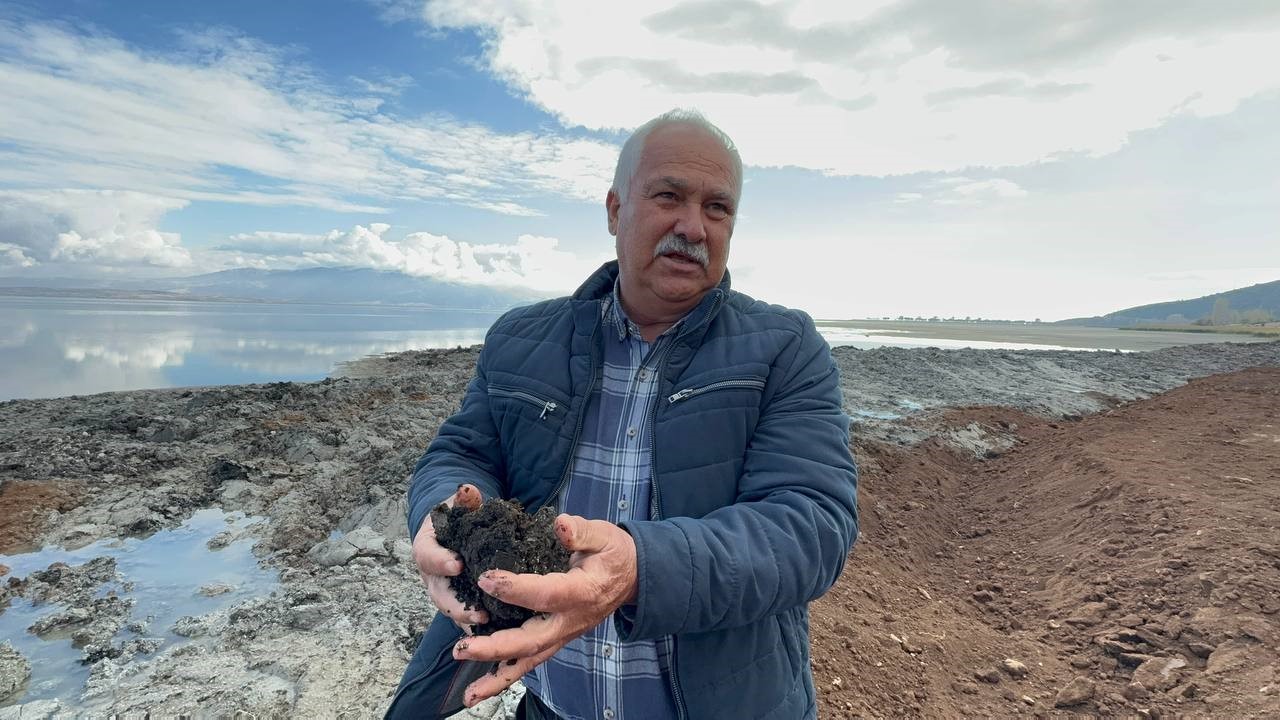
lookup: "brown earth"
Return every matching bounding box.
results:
[812,367,1280,718]
[0,479,80,555]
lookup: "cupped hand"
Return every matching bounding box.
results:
[450,514,639,707]
[412,483,490,632]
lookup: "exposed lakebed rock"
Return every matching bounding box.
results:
[0,642,30,703]
[433,499,570,635]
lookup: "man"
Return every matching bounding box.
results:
[387,109,858,720]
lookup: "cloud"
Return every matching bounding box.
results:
[643,0,1280,72]
[0,190,192,269]
[0,242,37,268]
[218,223,608,292]
[0,19,618,216]
[418,0,1280,175]
[925,79,1090,106]
[938,178,1028,203]
[350,72,415,96]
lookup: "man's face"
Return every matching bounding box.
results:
[607,123,738,319]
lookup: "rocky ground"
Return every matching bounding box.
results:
[1,340,1278,718]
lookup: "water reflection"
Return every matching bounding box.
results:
[0,296,498,400]
[0,509,277,705]
[819,327,1083,351]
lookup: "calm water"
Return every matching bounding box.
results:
[0,296,498,401]
[3,296,1267,401]
[0,509,278,705]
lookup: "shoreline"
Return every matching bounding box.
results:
[2,340,1279,717]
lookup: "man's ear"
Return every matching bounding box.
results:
[606,189,620,236]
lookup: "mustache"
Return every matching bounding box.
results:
[653,233,709,268]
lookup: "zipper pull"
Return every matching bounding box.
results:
[668,388,693,404]
[540,401,557,419]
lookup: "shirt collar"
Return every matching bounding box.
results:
[604,281,685,343]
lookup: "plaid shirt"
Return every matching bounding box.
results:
[521,287,680,720]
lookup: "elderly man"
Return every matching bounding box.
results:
[386,109,858,720]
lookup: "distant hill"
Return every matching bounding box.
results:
[0,267,549,310]
[1059,279,1280,327]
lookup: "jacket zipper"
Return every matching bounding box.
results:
[648,291,723,720]
[488,385,559,419]
[535,322,601,512]
[667,377,766,404]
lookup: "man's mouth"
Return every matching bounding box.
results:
[661,251,703,267]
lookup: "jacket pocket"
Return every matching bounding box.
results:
[667,377,766,405]
[487,384,560,419]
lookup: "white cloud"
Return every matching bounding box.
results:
[0,242,38,268]
[350,72,415,96]
[0,190,192,269]
[938,178,1028,204]
[418,0,1280,175]
[0,19,618,216]
[218,223,608,292]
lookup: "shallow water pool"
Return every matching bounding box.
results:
[0,508,279,705]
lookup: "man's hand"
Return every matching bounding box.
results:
[412,483,490,632]
[451,514,639,707]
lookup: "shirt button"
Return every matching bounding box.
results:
[626,426,637,439]
[603,645,613,657]
[617,499,629,511]
[638,369,649,381]
[603,709,615,720]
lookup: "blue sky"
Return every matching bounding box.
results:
[2,0,1279,320]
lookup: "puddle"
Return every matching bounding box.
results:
[852,408,903,421]
[0,508,279,706]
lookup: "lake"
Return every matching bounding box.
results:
[0,296,497,401]
[0,295,1269,401]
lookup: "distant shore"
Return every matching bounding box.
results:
[814,318,1271,351]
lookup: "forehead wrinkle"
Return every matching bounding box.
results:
[645,175,690,192]
[643,174,737,203]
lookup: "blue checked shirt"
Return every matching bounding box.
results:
[521,286,680,720]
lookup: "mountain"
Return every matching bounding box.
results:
[1059,279,1280,327]
[0,267,550,310]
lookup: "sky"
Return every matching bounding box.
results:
[1,0,1278,321]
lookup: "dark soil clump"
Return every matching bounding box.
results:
[432,498,570,635]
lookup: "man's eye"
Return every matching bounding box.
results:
[654,191,677,200]
[706,203,730,219]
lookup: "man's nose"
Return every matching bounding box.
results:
[673,202,707,244]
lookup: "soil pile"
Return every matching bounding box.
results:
[811,366,1280,718]
[433,499,569,635]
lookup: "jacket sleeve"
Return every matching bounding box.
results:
[617,314,859,639]
[405,339,507,539]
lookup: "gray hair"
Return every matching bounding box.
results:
[611,108,743,201]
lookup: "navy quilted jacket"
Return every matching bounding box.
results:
[389,261,859,720]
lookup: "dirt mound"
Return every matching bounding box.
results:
[813,367,1280,718]
[0,480,80,554]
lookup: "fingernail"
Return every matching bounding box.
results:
[447,560,463,574]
